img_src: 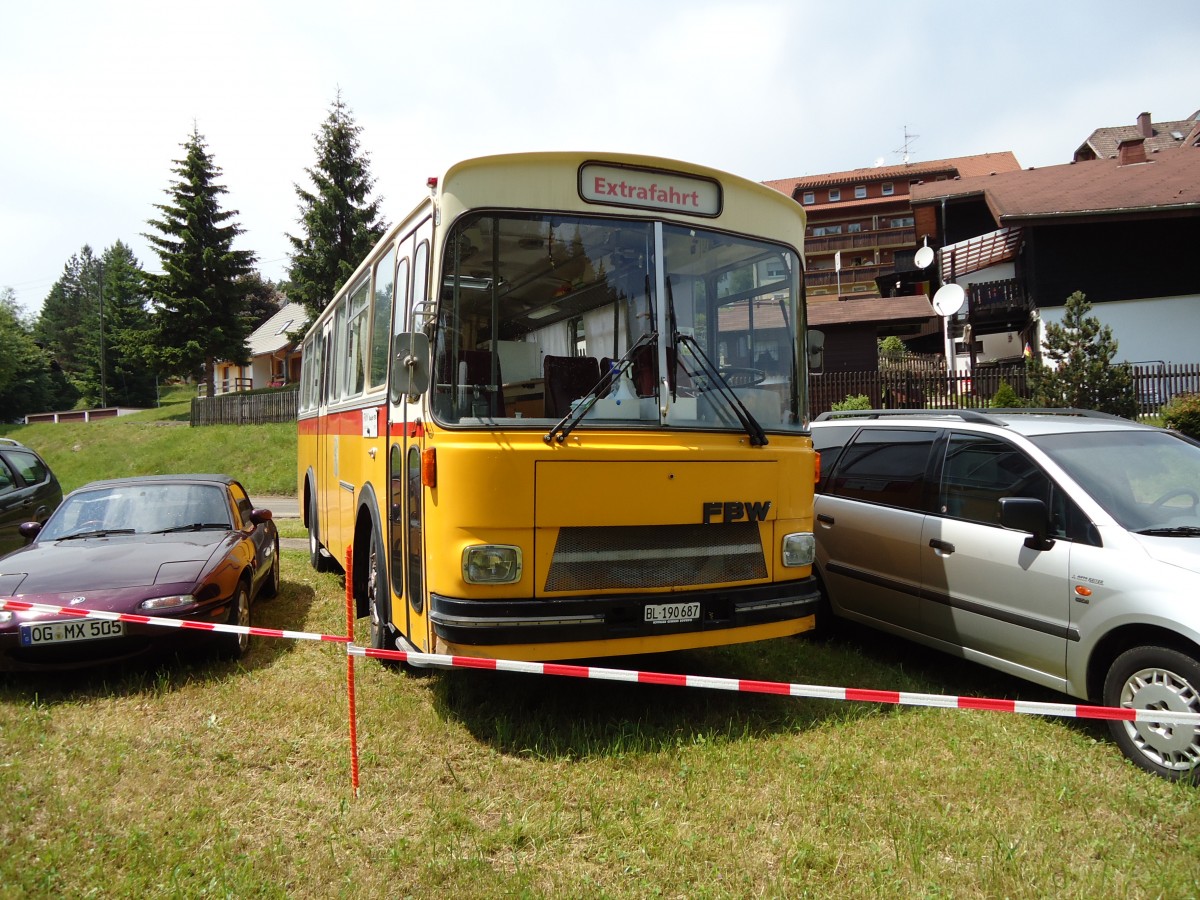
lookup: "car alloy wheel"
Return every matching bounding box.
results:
[1104,646,1200,782]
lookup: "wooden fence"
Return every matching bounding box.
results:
[191,386,299,426]
[809,363,1200,419]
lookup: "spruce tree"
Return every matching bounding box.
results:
[97,241,158,408]
[287,91,386,320]
[0,288,64,419]
[1028,291,1137,418]
[144,126,256,396]
[36,245,101,388]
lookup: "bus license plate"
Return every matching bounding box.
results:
[20,619,125,646]
[644,602,700,625]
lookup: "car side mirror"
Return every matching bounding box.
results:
[249,509,274,526]
[18,521,42,543]
[390,333,431,404]
[999,497,1054,550]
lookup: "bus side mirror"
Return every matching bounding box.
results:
[390,333,430,404]
[807,329,825,373]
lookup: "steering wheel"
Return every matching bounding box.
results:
[1151,489,1200,509]
[718,367,767,387]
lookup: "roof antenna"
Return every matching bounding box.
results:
[895,126,919,165]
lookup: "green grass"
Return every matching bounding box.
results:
[3,559,1199,896]
[0,385,297,497]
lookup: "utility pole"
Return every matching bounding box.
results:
[98,263,107,408]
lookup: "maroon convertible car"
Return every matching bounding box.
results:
[0,474,280,670]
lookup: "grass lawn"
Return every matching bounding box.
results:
[2,552,1199,897]
[0,386,297,497]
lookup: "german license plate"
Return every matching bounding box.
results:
[20,619,125,646]
[643,602,700,625]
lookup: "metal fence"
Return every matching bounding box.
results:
[809,363,1200,419]
[190,386,299,426]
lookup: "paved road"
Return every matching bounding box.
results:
[257,496,300,518]
[256,496,306,551]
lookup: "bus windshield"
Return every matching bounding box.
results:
[430,212,805,431]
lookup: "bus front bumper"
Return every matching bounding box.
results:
[428,579,819,648]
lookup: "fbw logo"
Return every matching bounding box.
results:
[701,501,771,525]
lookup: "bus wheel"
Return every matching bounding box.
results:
[367,528,392,654]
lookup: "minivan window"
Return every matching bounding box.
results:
[826,428,937,512]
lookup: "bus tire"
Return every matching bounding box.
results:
[367,527,394,656]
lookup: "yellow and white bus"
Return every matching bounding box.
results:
[297,151,819,662]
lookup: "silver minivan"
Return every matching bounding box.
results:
[811,408,1200,782]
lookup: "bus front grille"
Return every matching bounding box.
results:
[544,523,767,592]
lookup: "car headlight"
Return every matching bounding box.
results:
[781,533,815,567]
[139,594,195,611]
[462,545,522,584]
[0,610,12,624]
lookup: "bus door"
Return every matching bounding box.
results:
[387,225,432,651]
[316,318,336,558]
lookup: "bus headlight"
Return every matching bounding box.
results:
[462,545,523,584]
[781,533,815,568]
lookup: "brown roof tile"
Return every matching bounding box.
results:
[808,294,935,327]
[763,152,1021,197]
[1075,110,1200,160]
[909,148,1200,223]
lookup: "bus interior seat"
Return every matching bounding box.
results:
[461,349,505,417]
[544,355,601,418]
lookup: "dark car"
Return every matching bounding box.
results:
[0,439,63,557]
[0,474,279,670]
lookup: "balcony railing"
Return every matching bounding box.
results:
[967,278,1027,318]
[806,227,916,255]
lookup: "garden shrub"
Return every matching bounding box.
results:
[1162,392,1200,440]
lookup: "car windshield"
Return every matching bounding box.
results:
[1030,430,1200,533]
[40,483,231,540]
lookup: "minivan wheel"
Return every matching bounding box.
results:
[1102,646,1200,782]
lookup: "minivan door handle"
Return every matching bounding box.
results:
[817,513,835,525]
[929,538,955,554]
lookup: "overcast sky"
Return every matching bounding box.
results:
[3,0,1198,315]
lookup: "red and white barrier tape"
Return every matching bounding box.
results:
[0,597,350,644]
[351,646,1200,728]
[5,596,1197,728]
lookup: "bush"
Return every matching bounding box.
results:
[832,394,872,411]
[1162,393,1200,440]
[990,380,1023,409]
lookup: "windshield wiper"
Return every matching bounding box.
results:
[151,523,230,534]
[1135,526,1200,536]
[675,334,768,446]
[544,331,656,445]
[59,529,136,540]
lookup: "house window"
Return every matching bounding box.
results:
[828,188,841,202]
[801,191,815,205]
[888,216,914,229]
[881,182,894,196]
[812,225,843,237]
[854,185,867,199]
[847,223,862,233]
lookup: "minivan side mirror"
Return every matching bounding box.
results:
[999,497,1054,551]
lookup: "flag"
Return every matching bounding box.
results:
[1023,342,1032,359]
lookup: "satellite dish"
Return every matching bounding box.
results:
[914,246,935,269]
[932,284,965,317]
